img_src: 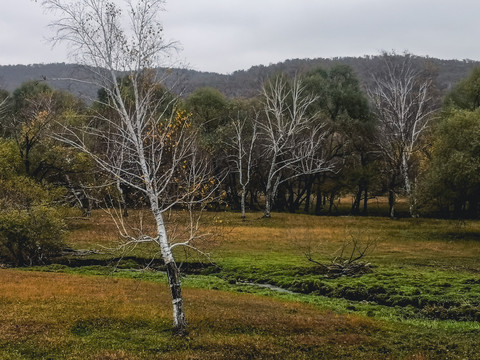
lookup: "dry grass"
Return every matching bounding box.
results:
[0,269,381,359]
[209,212,480,270]
[64,208,480,271]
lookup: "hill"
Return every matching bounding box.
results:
[0,56,479,100]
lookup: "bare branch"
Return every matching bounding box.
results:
[42,0,208,333]
[259,75,333,217]
[367,53,438,217]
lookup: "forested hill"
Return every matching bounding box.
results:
[0,56,479,100]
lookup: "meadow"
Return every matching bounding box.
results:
[1,203,480,359]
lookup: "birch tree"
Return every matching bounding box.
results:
[368,53,437,217]
[42,0,213,334]
[228,107,258,220]
[0,90,9,124]
[259,75,331,218]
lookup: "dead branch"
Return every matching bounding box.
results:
[304,231,378,278]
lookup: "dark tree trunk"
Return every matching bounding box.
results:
[274,185,287,212]
[315,185,323,215]
[166,261,187,335]
[351,185,362,215]
[286,181,296,213]
[328,191,336,214]
[248,189,259,210]
[304,175,313,213]
[388,189,395,218]
[468,193,479,218]
[81,192,92,217]
[362,187,368,214]
[388,175,397,218]
[227,173,241,210]
[291,176,312,213]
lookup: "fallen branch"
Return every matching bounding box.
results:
[304,231,378,278]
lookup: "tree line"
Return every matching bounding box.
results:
[0,55,478,100]
[2,54,480,225]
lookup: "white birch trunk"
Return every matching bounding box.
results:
[240,187,246,220]
[151,206,186,332]
[401,153,416,217]
[264,170,275,218]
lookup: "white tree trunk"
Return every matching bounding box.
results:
[264,193,272,218]
[401,153,416,217]
[264,172,275,218]
[240,187,246,220]
[150,200,187,333]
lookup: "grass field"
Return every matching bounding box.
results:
[1,206,480,359]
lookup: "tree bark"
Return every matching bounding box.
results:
[166,261,187,334]
[149,190,187,333]
[363,187,368,215]
[304,175,314,213]
[240,187,246,220]
[264,193,272,218]
[287,181,295,213]
[351,185,362,214]
[388,189,395,218]
[328,191,336,214]
[315,186,323,215]
[228,173,241,210]
[155,210,187,334]
[116,179,128,217]
[401,153,416,217]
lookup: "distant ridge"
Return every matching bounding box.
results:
[0,56,478,100]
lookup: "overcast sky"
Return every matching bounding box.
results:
[2,0,480,74]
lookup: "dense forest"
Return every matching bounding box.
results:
[1,52,480,267]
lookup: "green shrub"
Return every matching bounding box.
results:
[0,206,66,266]
[0,139,22,176]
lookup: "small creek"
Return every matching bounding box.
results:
[236,281,296,294]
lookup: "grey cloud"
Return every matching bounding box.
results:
[1,0,480,73]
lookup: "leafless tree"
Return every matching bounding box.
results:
[227,109,258,220]
[42,0,214,334]
[0,95,9,118]
[367,53,437,217]
[259,75,331,218]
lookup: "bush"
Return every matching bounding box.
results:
[0,206,66,266]
[0,139,68,266]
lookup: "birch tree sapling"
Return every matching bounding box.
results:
[260,75,331,218]
[42,0,214,334]
[367,53,437,217]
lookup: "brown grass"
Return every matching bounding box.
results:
[0,269,381,359]
[65,208,480,271]
[208,212,480,270]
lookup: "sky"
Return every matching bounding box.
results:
[1,0,480,74]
